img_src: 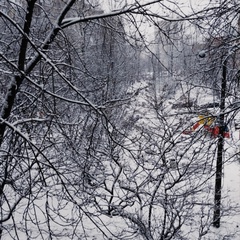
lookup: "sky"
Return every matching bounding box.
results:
[97,0,218,42]
[99,0,218,13]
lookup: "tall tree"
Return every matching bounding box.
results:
[0,0,239,239]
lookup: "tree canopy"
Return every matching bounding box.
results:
[0,0,239,239]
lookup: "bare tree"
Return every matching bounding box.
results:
[0,0,240,239]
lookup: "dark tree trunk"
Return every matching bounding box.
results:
[213,58,227,228]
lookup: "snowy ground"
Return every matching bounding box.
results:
[3,79,240,240]
[130,79,240,239]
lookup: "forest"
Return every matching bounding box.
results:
[0,0,239,239]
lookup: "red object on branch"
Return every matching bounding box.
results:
[192,122,200,130]
[224,132,230,138]
[204,125,230,138]
[182,122,230,138]
[182,130,193,135]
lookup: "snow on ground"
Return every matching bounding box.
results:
[3,79,239,239]
[131,79,240,239]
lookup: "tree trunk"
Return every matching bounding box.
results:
[213,57,227,228]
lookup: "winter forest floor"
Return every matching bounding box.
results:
[4,79,240,240]
[130,79,240,240]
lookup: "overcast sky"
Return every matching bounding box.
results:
[99,0,218,14]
